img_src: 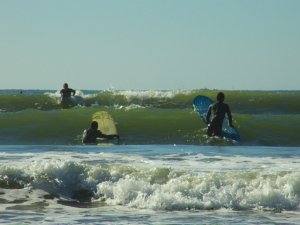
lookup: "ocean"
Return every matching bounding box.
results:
[0,89,300,224]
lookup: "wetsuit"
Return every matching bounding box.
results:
[60,88,75,99]
[82,129,118,144]
[206,101,232,137]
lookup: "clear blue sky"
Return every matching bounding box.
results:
[1,0,299,90]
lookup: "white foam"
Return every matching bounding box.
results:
[1,146,300,224]
[114,90,189,101]
[95,170,300,211]
[1,146,300,213]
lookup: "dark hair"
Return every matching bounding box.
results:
[91,121,98,130]
[217,92,225,102]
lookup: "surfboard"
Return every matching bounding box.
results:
[60,96,85,109]
[92,111,119,145]
[193,95,240,142]
[60,97,76,109]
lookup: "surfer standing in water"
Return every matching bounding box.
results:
[60,83,76,100]
[206,92,233,137]
[82,121,119,144]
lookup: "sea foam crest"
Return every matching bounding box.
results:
[45,90,93,99]
[116,104,147,110]
[95,171,300,211]
[45,90,90,106]
[2,155,300,211]
[115,90,186,100]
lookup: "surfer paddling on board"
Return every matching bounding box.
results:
[206,92,234,137]
[82,121,119,144]
[60,83,76,100]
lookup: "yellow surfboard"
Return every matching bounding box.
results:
[92,111,118,145]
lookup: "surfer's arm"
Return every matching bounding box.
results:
[206,106,212,124]
[97,131,119,140]
[106,134,119,140]
[71,89,76,96]
[227,106,233,126]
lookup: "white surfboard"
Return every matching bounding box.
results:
[92,111,118,145]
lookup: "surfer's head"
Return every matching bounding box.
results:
[63,83,69,89]
[91,121,98,130]
[217,92,225,102]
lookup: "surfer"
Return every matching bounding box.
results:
[82,121,119,144]
[60,83,76,100]
[206,92,233,137]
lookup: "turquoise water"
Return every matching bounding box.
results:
[0,89,300,224]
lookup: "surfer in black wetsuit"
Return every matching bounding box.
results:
[206,92,233,137]
[82,121,119,144]
[60,83,76,100]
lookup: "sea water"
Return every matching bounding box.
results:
[0,89,300,224]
